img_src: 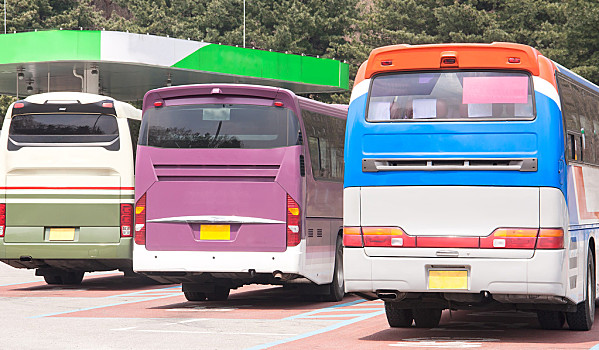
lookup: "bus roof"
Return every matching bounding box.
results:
[143,83,347,118]
[21,92,141,120]
[363,42,542,79]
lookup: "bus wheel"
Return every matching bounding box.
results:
[412,308,442,328]
[43,275,62,285]
[536,310,565,330]
[384,302,413,327]
[324,236,345,302]
[184,291,207,302]
[567,250,595,331]
[62,271,84,285]
[206,286,230,301]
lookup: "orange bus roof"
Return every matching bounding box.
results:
[364,42,542,79]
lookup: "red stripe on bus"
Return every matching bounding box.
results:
[0,187,135,190]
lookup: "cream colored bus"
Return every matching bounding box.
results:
[0,92,140,285]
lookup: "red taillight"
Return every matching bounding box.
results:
[479,228,538,249]
[274,101,284,107]
[134,194,146,245]
[536,228,564,249]
[286,194,301,246]
[154,101,163,107]
[102,102,114,108]
[381,60,393,66]
[120,204,133,237]
[13,102,24,109]
[0,203,5,237]
[343,227,363,247]
[508,57,521,64]
[362,227,416,247]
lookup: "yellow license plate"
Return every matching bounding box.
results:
[199,225,230,240]
[48,228,76,241]
[428,270,468,290]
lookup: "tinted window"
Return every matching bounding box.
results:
[140,104,301,149]
[8,114,119,149]
[368,71,535,121]
[302,109,345,181]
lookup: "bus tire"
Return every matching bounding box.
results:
[384,302,413,327]
[205,286,230,301]
[61,271,84,285]
[567,250,595,331]
[184,291,207,301]
[324,236,345,302]
[412,308,442,328]
[43,275,62,285]
[536,310,565,330]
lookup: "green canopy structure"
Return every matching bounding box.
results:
[0,30,349,100]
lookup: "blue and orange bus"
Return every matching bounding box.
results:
[343,43,597,330]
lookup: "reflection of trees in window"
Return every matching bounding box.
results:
[302,110,346,182]
[148,126,241,148]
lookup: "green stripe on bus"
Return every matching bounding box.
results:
[6,203,119,227]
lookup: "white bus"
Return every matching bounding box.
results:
[0,92,141,285]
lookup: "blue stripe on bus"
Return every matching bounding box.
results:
[344,91,565,196]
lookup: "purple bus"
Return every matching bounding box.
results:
[133,84,347,301]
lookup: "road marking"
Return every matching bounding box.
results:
[30,293,180,318]
[247,309,385,350]
[283,299,366,320]
[112,329,297,336]
[590,344,599,350]
[389,337,500,348]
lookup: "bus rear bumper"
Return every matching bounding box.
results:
[344,248,570,302]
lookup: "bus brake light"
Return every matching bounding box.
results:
[479,228,538,249]
[0,204,5,237]
[362,227,416,247]
[536,228,564,249]
[286,194,301,246]
[134,194,146,245]
[343,227,362,247]
[13,102,24,109]
[120,204,133,237]
[508,57,521,64]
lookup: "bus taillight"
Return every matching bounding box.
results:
[134,194,146,245]
[120,204,133,237]
[479,228,538,249]
[536,228,564,249]
[286,194,301,246]
[343,227,363,247]
[0,204,5,237]
[362,227,416,247]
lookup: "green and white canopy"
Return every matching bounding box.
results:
[0,30,349,100]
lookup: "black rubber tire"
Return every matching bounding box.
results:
[412,308,442,328]
[61,271,84,285]
[567,250,595,331]
[537,310,565,330]
[205,286,230,301]
[384,302,413,327]
[43,275,62,285]
[324,236,345,302]
[184,291,207,301]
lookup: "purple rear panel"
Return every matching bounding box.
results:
[137,145,301,252]
[136,84,305,253]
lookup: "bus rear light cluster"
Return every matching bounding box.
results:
[343,226,564,250]
[134,193,146,245]
[120,204,133,237]
[286,194,301,246]
[0,204,5,237]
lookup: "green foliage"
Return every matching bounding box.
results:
[0,95,17,129]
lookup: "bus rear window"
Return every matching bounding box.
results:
[139,104,301,149]
[367,71,534,121]
[8,114,119,149]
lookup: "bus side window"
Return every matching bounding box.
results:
[127,118,141,165]
[567,132,583,162]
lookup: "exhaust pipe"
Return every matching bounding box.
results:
[376,290,407,301]
[273,271,283,280]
